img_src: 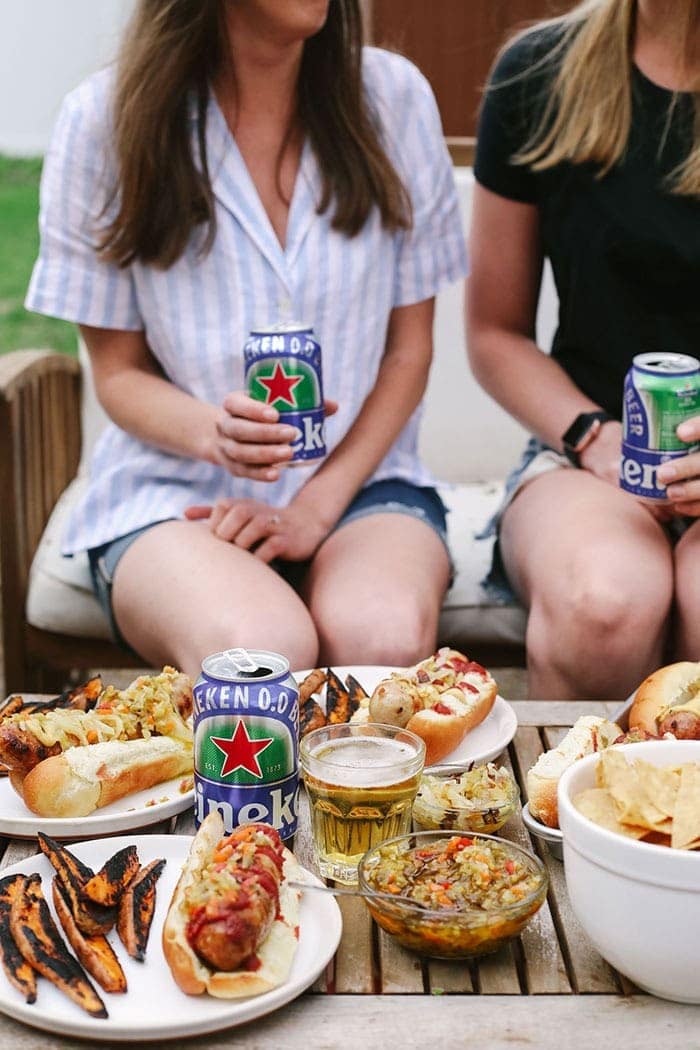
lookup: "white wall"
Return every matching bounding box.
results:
[0,0,136,156]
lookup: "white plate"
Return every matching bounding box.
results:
[0,834,342,1041]
[294,665,518,768]
[0,774,194,840]
[521,801,563,861]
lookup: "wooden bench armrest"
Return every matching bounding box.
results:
[0,350,82,686]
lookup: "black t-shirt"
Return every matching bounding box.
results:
[474,27,700,420]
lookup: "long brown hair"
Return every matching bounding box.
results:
[101,0,412,269]
[499,0,700,195]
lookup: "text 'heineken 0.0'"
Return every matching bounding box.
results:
[244,321,326,465]
[192,648,300,840]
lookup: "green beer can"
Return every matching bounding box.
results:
[192,648,299,840]
[621,352,700,500]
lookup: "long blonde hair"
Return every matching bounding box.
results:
[504,0,700,195]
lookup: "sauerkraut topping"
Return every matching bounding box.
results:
[184,824,284,914]
[413,765,518,833]
[9,671,192,750]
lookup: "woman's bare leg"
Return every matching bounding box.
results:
[673,519,700,660]
[111,520,319,680]
[304,514,451,666]
[500,470,674,699]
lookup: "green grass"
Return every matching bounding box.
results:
[0,155,77,356]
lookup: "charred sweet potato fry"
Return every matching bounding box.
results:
[83,846,140,908]
[52,879,126,995]
[299,697,327,738]
[10,873,107,1018]
[325,668,357,724]
[345,673,368,705]
[299,668,327,702]
[37,834,115,936]
[0,874,37,1003]
[117,858,165,961]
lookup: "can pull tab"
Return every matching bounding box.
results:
[219,648,273,679]
[223,648,259,673]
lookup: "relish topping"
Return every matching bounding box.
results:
[364,835,540,912]
[184,824,285,944]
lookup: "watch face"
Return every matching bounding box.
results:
[563,413,608,453]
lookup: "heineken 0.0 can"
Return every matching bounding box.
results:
[192,648,299,840]
[621,352,700,501]
[244,321,326,465]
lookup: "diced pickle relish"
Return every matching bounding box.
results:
[364,835,540,911]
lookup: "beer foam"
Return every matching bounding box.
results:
[308,736,420,787]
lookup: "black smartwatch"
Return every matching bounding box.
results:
[561,411,614,466]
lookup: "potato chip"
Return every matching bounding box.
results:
[671,764,700,851]
[573,788,647,839]
[598,750,677,832]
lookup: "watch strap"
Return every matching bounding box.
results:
[562,411,614,467]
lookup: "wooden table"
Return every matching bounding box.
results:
[0,698,696,1049]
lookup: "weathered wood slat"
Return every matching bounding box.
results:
[510,700,621,726]
[333,895,374,994]
[0,994,690,1049]
[477,945,522,994]
[426,959,474,993]
[498,749,571,994]
[511,726,619,994]
[377,929,424,993]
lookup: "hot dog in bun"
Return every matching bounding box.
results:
[351,648,497,764]
[162,814,301,998]
[629,661,700,740]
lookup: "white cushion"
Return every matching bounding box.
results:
[26,476,526,647]
[26,476,112,639]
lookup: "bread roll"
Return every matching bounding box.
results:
[527,716,622,828]
[629,661,700,738]
[20,737,193,818]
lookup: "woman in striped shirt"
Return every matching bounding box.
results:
[26,0,466,680]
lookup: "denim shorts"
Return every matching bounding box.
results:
[87,478,449,648]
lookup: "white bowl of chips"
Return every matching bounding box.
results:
[558,740,700,1003]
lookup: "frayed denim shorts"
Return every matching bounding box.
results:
[87,477,450,648]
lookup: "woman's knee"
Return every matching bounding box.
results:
[526,568,672,670]
[317,596,439,666]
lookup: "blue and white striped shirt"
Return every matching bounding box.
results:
[26,48,467,555]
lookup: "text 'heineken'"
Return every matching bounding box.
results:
[621,352,700,501]
[244,321,326,465]
[192,648,300,841]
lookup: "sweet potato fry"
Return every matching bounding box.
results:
[299,697,326,739]
[83,846,140,907]
[52,879,126,995]
[37,834,115,936]
[0,874,37,1003]
[325,668,356,724]
[345,673,368,704]
[298,668,326,702]
[10,873,107,1018]
[117,858,165,961]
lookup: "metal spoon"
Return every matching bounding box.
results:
[288,880,435,910]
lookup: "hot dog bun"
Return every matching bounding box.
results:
[629,661,700,739]
[162,814,301,998]
[360,650,497,765]
[19,737,193,818]
[527,716,622,828]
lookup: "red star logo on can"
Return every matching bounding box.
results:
[211,720,274,778]
[258,362,304,407]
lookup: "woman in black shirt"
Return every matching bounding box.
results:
[468,0,700,700]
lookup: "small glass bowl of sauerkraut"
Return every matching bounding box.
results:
[358,831,547,958]
[412,763,519,835]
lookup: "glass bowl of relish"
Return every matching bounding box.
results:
[412,763,519,835]
[358,830,547,958]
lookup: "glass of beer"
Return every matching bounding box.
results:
[300,723,425,883]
